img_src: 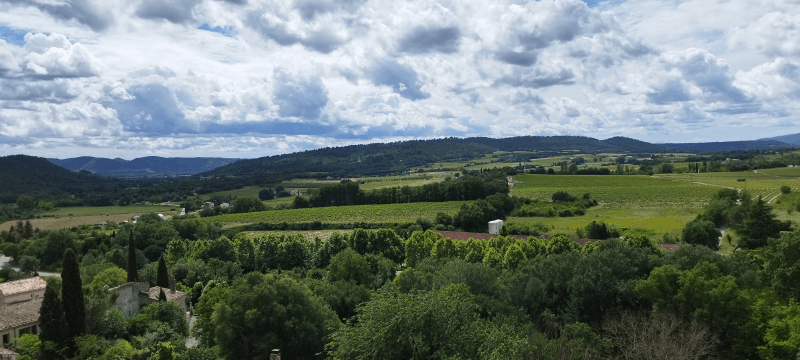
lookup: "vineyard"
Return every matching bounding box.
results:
[205,201,467,225]
[511,174,720,209]
[657,171,800,203]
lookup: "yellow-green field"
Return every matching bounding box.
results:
[42,205,176,217]
[507,208,701,241]
[206,201,467,225]
[241,229,356,242]
[511,174,719,209]
[358,177,445,190]
[656,171,800,202]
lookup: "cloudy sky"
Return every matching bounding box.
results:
[0,0,799,159]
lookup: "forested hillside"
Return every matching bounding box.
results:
[0,155,123,203]
[49,156,239,177]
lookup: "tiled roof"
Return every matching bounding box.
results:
[109,282,149,292]
[0,298,42,331]
[0,277,46,297]
[146,286,185,302]
[432,231,596,247]
[656,244,679,252]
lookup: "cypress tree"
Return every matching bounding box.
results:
[38,282,67,357]
[157,255,170,289]
[61,248,85,354]
[127,231,137,283]
[159,288,167,302]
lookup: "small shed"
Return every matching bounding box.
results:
[488,220,504,235]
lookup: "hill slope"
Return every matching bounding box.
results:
[661,140,789,152]
[0,155,122,203]
[49,156,240,177]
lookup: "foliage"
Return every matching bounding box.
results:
[199,272,339,360]
[682,219,721,250]
[157,256,170,289]
[39,282,68,354]
[62,248,86,354]
[89,266,127,289]
[737,197,790,249]
[603,311,717,360]
[762,230,800,300]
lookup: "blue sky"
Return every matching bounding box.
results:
[0,0,798,159]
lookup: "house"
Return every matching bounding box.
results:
[203,202,214,209]
[219,203,230,209]
[157,213,168,221]
[0,346,19,360]
[109,282,187,318]
[0,277,47,346]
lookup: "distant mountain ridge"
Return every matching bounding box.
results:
[660,139,789,152]
[763,133,800,146]
[48,156,240,177]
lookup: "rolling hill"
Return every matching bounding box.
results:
[48,156,240,177]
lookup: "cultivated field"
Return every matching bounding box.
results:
[241,229,356,242]
[205,201,467,225]
[507,208,700,241]
[511,174,719,209]
[42,205,176,217]
[656,171,800,202]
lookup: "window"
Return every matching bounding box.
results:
[2,333,8,345]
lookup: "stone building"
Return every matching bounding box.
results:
[0,277,47,346]
[0,346,19,360]
[109,282,187,318]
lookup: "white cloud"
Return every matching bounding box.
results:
[0,0,799,157]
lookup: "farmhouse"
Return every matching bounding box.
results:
[109,282,187,318]
[0,277,47,346]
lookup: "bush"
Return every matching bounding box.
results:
[781,185,792,194]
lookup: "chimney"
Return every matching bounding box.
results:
[270,349,281,360]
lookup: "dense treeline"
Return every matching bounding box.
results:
[296,171,509,208]
[4,202,800,359]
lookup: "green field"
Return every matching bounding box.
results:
[511,174,719,209]
[656,171,800,202]
[241,229,356,242]
[757,167,800,177]
[206,201,467,225]
[507,208,700,241]
[42,205,176,217]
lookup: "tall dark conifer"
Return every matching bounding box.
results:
[127,231,137,283]
[61,248,85,354]
[38,282,67,358]
[157,255,170,289]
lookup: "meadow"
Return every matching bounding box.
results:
[205,201,467,225]
[511,174,720,209]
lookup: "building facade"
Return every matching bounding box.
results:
[110,282,187,318]
[0,277,46,346]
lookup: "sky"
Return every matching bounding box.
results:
[0,0,799,159]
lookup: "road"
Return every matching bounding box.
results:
[0,255,61,277]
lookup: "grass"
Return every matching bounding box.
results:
[1,213,158,231]
[205,201,467,225]
[507,208,700,241]
[656,171,800,201]
[200,187,266,200]
[359,177,445,190]
[41,205,176,217]
[511,174,719,209]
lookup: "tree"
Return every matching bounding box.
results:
[159,288,167,302]
[157,256,170,289]
[62,248,86,353]
[781,185,792,194]
[327,248,371,286]
[3,243,20,264]
[19,255,40,273]
[203,272,339,360]
[22,219,33,239]
[127,231,137,283]
[231,197,267,213]
[39,282,68,357]
[682,219,721,250]
[603,312,717,360]
[90,267,127,289]
[16,194,35,211]
[258,188,275,201]
[738,197,787,249]
[762,230,800,300]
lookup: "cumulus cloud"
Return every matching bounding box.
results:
[245,5,349,53]
[397,26,461,54]
[730,12,800,58]
[0,0,113,31]
[272,68,329,120]
[293,0,366,20]
[22,33,99,78]
[366,58,430,101]
[135,0,203,24]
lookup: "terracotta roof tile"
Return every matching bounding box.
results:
[0,277,46,297]
[0,298,42,331]
[0,347,19,356]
